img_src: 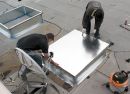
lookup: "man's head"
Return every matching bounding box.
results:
[46,33,54,42]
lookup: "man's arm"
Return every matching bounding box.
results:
[41,53,59,66]
[91,9,97,17]
[49,59,59,66]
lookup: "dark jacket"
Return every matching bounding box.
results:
[82,1,104,29]
[85,1,104,18]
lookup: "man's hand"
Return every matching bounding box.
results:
[93,29,96,34]
[82,28,87,38]
[50,60,59,67]
[53,62,59,66]
[41,53,49,60]
[41,52,59,66]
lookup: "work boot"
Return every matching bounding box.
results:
[94,33,100,39]
[94,30,100,39]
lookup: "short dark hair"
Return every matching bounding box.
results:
[46,33,54,41]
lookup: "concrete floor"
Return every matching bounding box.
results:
[0,0,130,94]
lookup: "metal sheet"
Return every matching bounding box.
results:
[49,30,109,77]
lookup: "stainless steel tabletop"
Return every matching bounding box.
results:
[49,30,109,77]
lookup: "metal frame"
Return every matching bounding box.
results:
[0,6,43,38]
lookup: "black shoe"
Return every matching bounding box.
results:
[94,33,100,39]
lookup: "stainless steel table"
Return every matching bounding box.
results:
[48,30,109,92]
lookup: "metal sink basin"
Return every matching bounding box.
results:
[0,6,43,38]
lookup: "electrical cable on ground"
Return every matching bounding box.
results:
[43,19,62,37]
[113,52,121,71]
[96,70,109,78]
[115,50,130,53]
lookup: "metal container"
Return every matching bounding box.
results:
[49,30,110,92]
[0,6,43,38]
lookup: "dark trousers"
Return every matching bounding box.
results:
[30,54,43,68]
[82,12,104,35]
[25,51,44,68]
